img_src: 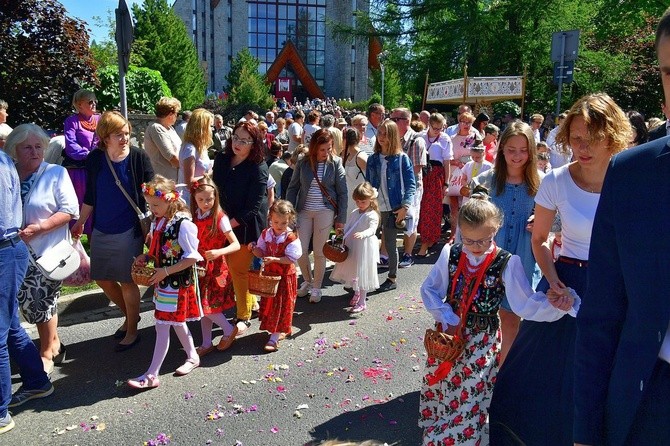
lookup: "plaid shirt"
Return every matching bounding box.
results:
[402,129,427,183]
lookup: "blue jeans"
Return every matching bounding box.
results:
[0,239,49,418]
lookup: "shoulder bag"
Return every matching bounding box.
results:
[311,161,339,215]
[23,164,81,281]
[105,152,152,238]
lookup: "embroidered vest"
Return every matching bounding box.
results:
[158,217,194,289]
[444,244,512,334]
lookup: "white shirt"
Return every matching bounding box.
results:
[23,163,79,257]
[421,243,578,329]
[303,123,320,144]
[288,122,303,153]
[195,209,232,233]
[256,229,302,262]
[360,122,378,156]
[422,132,453,163]
[535,164,599,260]
[546,125,572,168]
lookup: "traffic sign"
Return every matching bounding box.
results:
[551,30,580,62]
[553,60,574,85]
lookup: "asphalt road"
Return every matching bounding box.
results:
[7,251,442,446]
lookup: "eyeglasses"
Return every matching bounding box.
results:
[232,135,254,145]
[389,117,408,123]
[88,100,97,106]
[461,236,493,247]
[430,126,443,132]
[459,120,472,125]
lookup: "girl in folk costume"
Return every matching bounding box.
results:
[128,175,204,390]
[250,200,302,352]
[418,191,578,445]
[330,182,380,313]
[189,176,241,357]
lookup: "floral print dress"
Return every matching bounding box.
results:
[419,244,509,446]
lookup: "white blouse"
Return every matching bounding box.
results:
[256,229,302,263]
[421,243,579,329]
[23,162,79,257]
[196,209,232,233]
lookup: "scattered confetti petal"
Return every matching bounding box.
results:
[270,426,279,434]
[296,403,309,410]
[294,410,302,418]
[184,392,194,400]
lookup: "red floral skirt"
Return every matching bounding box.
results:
[418,167,445,246]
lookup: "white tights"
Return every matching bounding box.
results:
[146,322,198,376]
[200,313,235,347]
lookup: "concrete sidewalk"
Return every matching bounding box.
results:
[20,285,154,337]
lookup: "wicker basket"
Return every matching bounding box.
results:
[323,237,348,263]
[131,254,157,287]
[424,325,467,363]
[248,263,281,298]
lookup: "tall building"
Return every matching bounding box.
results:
[172,0,373,102]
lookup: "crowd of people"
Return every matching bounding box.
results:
[2,8,670,442]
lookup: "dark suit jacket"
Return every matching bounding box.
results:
[648,121,667,141]
[574,135,670,445]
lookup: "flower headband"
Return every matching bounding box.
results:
[141,183,181,202]
[190,180,216,193]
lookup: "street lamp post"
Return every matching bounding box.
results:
[377,51,388,108]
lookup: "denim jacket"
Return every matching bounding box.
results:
[366,152,416,209]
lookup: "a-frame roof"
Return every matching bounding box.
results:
[266,40,325,99]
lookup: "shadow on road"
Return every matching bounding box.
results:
[306,391,422,445]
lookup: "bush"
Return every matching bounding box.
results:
[95,65,172,113]
[493,101,521,118]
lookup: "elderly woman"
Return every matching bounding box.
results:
[178,108,213,204]
[6,124,79,374]
[272,117,290,150]
[63,89,100,237]
[144,97,182,181]
[351,114,373,155]
[71,111,154,352]
[489,93,633,445]
[212,121,268,334]
[286,129,348,303]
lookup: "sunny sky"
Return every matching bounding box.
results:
[59,0,145,44]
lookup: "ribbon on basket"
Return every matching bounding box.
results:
[425,245,498,386]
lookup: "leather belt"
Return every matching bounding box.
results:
[0,234,21,249]
[558,256,588,268]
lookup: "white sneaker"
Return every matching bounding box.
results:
[309,288,322,303]
[297,281,312,297]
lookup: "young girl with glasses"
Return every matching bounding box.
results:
[418,191,577,446]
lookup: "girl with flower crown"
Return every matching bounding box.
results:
[128,175,204,390]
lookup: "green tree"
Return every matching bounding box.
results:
[0,0,97,130]
[94,65,171,113]
[225,48,275,110]
[132,0,206,109]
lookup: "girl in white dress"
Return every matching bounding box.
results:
[330,182,380,313]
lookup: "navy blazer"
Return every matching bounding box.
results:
[574,136,670,445]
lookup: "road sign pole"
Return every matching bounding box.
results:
[556,33,566,117]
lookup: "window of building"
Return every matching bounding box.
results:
[248,0,326,88]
